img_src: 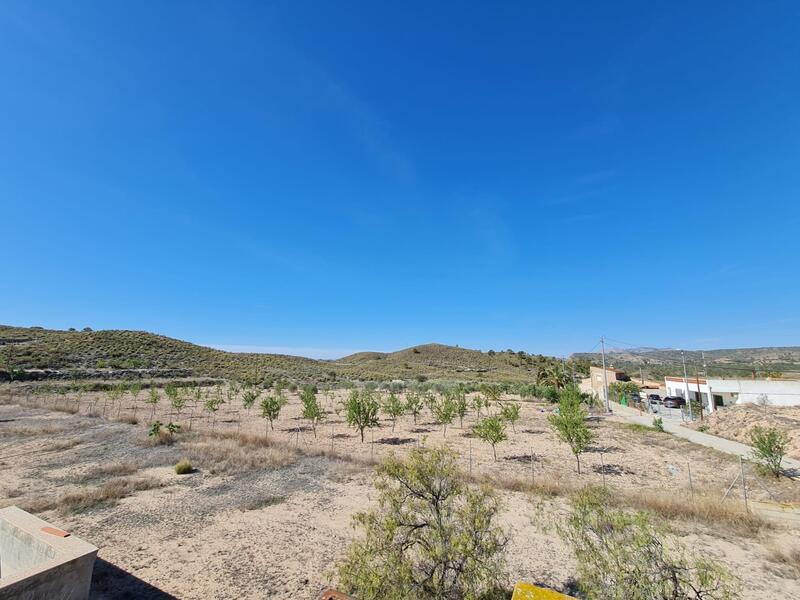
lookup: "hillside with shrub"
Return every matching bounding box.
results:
[0,325,568,384]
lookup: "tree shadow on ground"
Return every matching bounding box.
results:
[593,463,634,476]
[377,437,415,446]
[91,557,176,599]
[504,453,543,464]
[585,444,622,453]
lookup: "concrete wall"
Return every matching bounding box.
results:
[664,377,800,409]
[0,506,97,600]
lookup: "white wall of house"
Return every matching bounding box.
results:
[664,377,800,409]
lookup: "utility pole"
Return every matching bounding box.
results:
[640,366,644,385]
[601,336,610,412]
[682,350,693,420]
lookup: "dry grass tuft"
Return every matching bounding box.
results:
[766,543,800,576]
[24,476,162,515]
[182,436,298,474]
[77,461,139,482]
[613,488,767,536]
[1,423,72,438]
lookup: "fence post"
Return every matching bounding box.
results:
[687,462,694,502]
[530,447,534,486]
[600,449,606,489]
[469,439,473,477]
[740,456,748,512]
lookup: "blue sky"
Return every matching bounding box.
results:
[2,2,799,358]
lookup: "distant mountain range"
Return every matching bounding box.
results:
[571,346,800,380]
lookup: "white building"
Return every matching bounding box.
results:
[664,376,800,411]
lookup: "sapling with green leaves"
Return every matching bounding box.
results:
[548,386,594,474]
[168,384,186,419]
[473,416,507,461]
[471,394,490,417]
[405,391,424,425]
[451,389,469,428]
[431,394,457,437]
[382,391,405,432]
[499,401,521,433]
[345,389,380,442]
[146,384,159,421]
[260,393,287,435]
[204,394,222,430]
[241,388,259,411]
[128,382,142,420]
[301,387,326,437]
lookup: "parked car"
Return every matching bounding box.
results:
[662,396,686,408]
[647,394,662,404]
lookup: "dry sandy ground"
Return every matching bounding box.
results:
[685,404,800,461]
[1,392,800,598]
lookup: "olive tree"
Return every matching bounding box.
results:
[345,389,380,442]
[337,447,508,600]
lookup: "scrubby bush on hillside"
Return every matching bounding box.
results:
[337,447,508,600]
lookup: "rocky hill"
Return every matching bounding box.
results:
[0,325,560,384]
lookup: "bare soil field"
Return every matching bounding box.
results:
[685,404,800,461]
[2,386,800,598]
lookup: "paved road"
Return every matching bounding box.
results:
[609,401,800,471]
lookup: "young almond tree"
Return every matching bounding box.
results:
[301,386,325,438]
[450,389,469,428]
[167,383,186,420]
[471,394,490,418]
[345,389,380,443]
[548,387,594,475]
[431,395,457,437]
[382,391,405,432]
[129,382,142,420]
[499,402,521,433]
[405,391,424,425]
[473,416,507,461]
[260,393,287,435]
[241,388,259,412]
[146,384,159,421]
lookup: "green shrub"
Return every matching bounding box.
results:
[749,426,789,477]
[558,486,739,600]
[337,447,507,600]
[174,459,193,475]
[652,417,664,432]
